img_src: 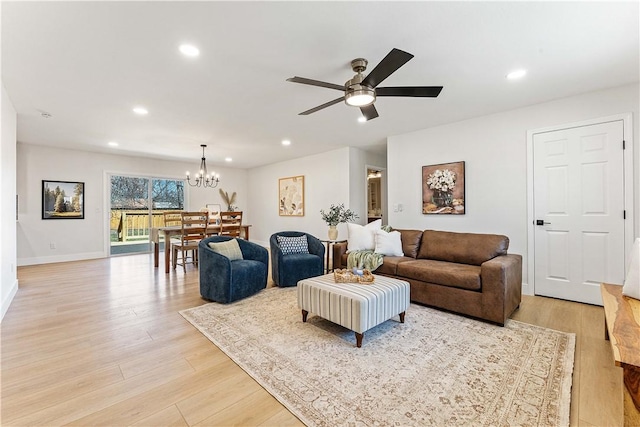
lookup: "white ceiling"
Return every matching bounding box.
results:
[2,1,638,169]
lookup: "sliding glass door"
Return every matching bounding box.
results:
[109,175,185,256]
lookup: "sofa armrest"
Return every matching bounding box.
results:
[333,242,348,269]
[480,254,523,325]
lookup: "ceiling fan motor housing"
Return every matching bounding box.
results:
[344,71,376,107]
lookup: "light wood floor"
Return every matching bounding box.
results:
[2,254,622,426]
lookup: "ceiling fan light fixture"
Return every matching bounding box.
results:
[345,83,376,107]
[345,91,375,107]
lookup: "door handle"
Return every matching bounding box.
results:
[535,220,551,226]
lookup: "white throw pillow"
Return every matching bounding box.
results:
[374,229,404,256]
[622,238,640,300]
[347,219,382,252]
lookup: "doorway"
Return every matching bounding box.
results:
[367,168,385,223]
[528,115,633,305]
[109,175,185,256]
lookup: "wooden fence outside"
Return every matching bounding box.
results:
[111,210,180,242]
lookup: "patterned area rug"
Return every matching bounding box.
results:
[180,287,575,426]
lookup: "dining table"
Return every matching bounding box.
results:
[151,224,252,273]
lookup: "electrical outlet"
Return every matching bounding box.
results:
[393,204,398,212]
[398,204,403,212]
[50,242,56,249]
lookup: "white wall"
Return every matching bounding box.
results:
[17,144,248,265]
[248,147,383,246]
[387,83,639,293]
[1,84,18,320]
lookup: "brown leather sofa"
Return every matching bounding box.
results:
[333,229,522,326]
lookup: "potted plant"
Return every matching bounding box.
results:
[320,203,358,240]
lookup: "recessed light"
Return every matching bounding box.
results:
[179,44,200,57]
[108,141,119,147]
[225,157,232,162]
[358,116,367,123]
[282,140,291,146]
[133,106,148,115]
[506,69,527,80]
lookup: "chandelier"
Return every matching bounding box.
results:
[186,144,220,188]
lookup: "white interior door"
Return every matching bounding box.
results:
[533,120,625,305]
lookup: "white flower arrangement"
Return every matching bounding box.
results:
[426,169,456,192]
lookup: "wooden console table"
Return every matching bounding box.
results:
[601,283,640,426]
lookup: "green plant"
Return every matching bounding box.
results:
[320,203,358,226]
[219,189,237,211]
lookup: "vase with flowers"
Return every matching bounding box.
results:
[320,203,359,240]
[426,168,456,208]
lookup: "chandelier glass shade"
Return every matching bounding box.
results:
[186,144,220,188]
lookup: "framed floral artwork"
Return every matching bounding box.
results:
[422,162,465,214]
[279,175,304,216]
[42,180,85,219]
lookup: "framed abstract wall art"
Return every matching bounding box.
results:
[422,161,465,215]
[42,180,85,219]
[279,175,304,216]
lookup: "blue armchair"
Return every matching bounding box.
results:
[199,236,268,303]
[270,231,325,287]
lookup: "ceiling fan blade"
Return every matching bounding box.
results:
[376,86,443,97]
[299,97,345,115]
[362,48,414,88]
[287,76,345,92]
[360,104,379,121]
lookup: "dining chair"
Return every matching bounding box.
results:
[163,211,182,226]
[205,204,222,226]
[162,210,183,248]
[172,211,208,272]
[219,211,243,238]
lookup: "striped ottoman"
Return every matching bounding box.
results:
[297,274,410,347]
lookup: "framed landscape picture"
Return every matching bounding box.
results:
[422,161,465,215]
[279,175,304,216]
[42,180,85,219]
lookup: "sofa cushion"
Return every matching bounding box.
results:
[395,229,423,259]
[417,230,509,266]
[397,259,482,291]
[376,256,415,276]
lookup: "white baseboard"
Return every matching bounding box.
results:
[1,279,18,322]
[18,251,106,267]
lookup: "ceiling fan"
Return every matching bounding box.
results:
[287,48,443,121]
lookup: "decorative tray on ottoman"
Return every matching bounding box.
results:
[333,269,375,284]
